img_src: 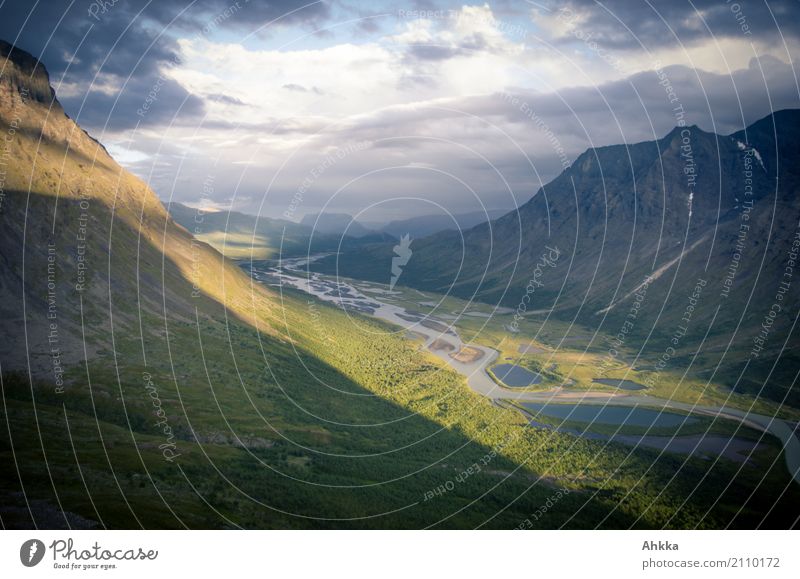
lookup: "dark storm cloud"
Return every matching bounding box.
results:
[480,54,800,151]
[207,93,248,106]
[66,75,206,132]
[282,83,324,94]
[545,0,800,49]
[404,32,493,61]
[0,0,331,130]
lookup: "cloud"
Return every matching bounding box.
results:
[0,0,333,132]
[136,51,799,221]
[206,93,249,106]
[4,0,798,222]
[62,74,205,132]
[282,83,324,94]
[534,0,800,49]
[392,4,525,64]
[522,0,800,88]
[283,83,309,92]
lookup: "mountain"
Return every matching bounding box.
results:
[167,202,394,259]
[299,209,509,240]
[380,209,509,239]
[300,211,375,237]
[314,114,800,406]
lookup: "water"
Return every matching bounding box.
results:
[592,378,646,391]
[492,364,543,387]
[521,403,696,428]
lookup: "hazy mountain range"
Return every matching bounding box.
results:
[165,205,507,259]
[168,202,394,259]
[298,208,510,239]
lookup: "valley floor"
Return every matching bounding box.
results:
[249,256,800,487]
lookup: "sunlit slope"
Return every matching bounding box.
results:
[0,42,274,376]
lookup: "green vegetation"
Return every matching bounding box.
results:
[3,285,798,528]
[508,400,772,440]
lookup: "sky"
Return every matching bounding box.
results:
[2,0,800,222]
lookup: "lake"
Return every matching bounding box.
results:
[592,378,647,391]
[492,364,543,387]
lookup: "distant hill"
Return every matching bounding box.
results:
[380,209,509,238]
[298,208,508,240]
[300,211,375,237]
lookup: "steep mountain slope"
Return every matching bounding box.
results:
[315,115,800,405]
[300,211,375,237]
[0,41,271,375]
